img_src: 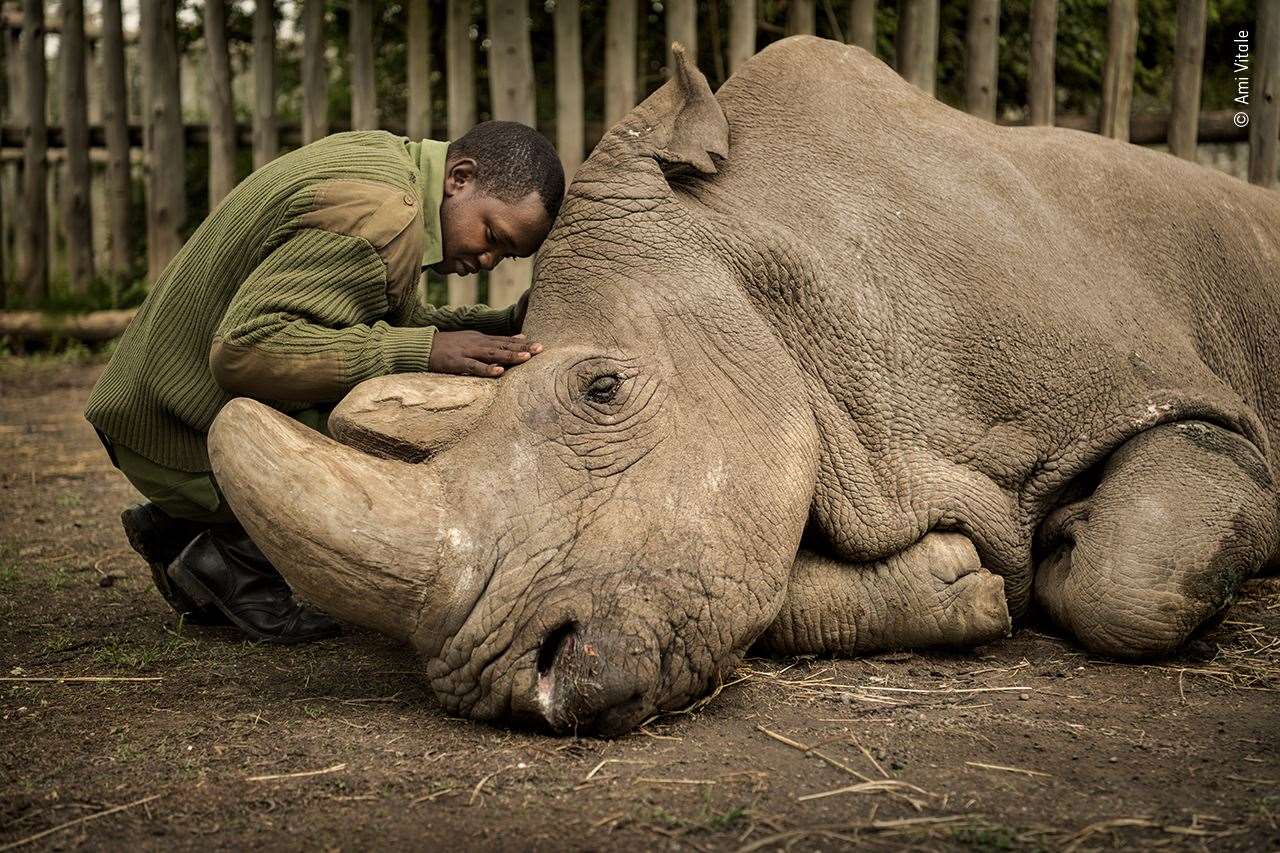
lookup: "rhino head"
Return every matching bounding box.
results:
[209,48,819,735]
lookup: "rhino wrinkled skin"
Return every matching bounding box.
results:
[209,37,1280,735]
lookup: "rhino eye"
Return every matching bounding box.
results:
[585,374,621,403]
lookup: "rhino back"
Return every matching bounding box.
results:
[705,36,1279,607]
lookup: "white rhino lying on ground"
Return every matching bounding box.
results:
[209,37,1280,735]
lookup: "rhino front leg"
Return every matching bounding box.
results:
[758,532,1012,655]
[1035,420,1279,659]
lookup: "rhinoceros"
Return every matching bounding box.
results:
[208,37,1280,735]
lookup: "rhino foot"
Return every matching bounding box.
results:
[759,532,1012,656]
[1035,420,1279,659]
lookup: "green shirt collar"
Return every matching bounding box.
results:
[405,138,449,268]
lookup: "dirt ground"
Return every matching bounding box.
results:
[1,356,1277,852]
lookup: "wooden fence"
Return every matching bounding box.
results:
[1,0,1278,319]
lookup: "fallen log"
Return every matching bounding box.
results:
[0,308,137,343]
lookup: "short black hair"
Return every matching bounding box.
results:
[447,121,565,224]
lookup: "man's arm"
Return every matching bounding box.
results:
[209,228,437,402]
[398,294,522,336]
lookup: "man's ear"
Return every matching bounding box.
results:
[443,158,476,197]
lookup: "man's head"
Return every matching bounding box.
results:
[435,121,565,277]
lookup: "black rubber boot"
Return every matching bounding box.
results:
[166,527,341,644]
[120,503,228,626]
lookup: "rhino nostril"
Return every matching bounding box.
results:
[536,620,577,677]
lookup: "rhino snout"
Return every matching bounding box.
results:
[522,618,660,735]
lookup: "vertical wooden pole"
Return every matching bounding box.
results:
[1248,0,1279,187]
[3,3,24,300]
[87,35,102,127]
[408,0,431,140]
[787,0,815,36]
[446,0,476,305]
[897,0,938,97]
[141,0,185,282]
[4,5,22,126]
[708,0,725,85]
[555,0,583,180]
[666,0,696,73]
[253,0,277,166]
[447,0,476,138]
[1028,0,1055,125]
[486,0,535,308]
[20,0,48,304]
[100,0,131,278]
[848,0,875,51]
[1099,0,1138,141]
[350,0,377,130]
[604,0,637,127]
[61,0,94,293]
[965,0,998,122]
[301,0,328,143]
[207,0,237,206]
[636,1,648,97]
[1168,0,1206,161]
[728,0,755,74]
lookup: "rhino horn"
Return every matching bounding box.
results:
[208,397,460,644]
[328,373,497,463]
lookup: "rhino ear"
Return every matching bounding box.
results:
[638,43,729,175]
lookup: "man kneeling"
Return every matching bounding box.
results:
[85,122,564,643]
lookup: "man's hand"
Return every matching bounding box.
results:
[429,331,543,377]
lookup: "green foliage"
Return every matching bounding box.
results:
[93,632,194,672]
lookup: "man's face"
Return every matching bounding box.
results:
[435,158,553,277]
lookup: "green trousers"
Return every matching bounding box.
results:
[99,408,330,524]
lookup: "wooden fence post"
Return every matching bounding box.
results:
[666,0,696,72]
[20,0,48,304]
[1248,0,1279,187]
[350,0,377,130]
[486,0,536,308]
[301,0,328,143]
[848,0,875,51]
[728,0,755,73]
[1,4,18,300]
[604,0,637,128]
[446,0,477,305]
[897,0,939,97]
[1100,0,1138,141]
[141,0,185,282]
[100,0,131,278]
[1168,0,1206,161]
[787,0,815,36]
[61,0,93,293]
[206,0,237,205]
[408,0,431,140]
[555,0,584,179]
[253,0,277,166]
[1028,0,1056,125]
[965,0,999,122]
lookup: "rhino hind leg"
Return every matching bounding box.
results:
[757,532,1012,656]
[1034,420,1279,659]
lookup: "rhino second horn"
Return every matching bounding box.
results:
[329,373,498,463]
[209,397,456,643]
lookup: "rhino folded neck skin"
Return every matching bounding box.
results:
[210,44,820,735]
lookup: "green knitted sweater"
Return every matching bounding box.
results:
[86,131,517,472]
